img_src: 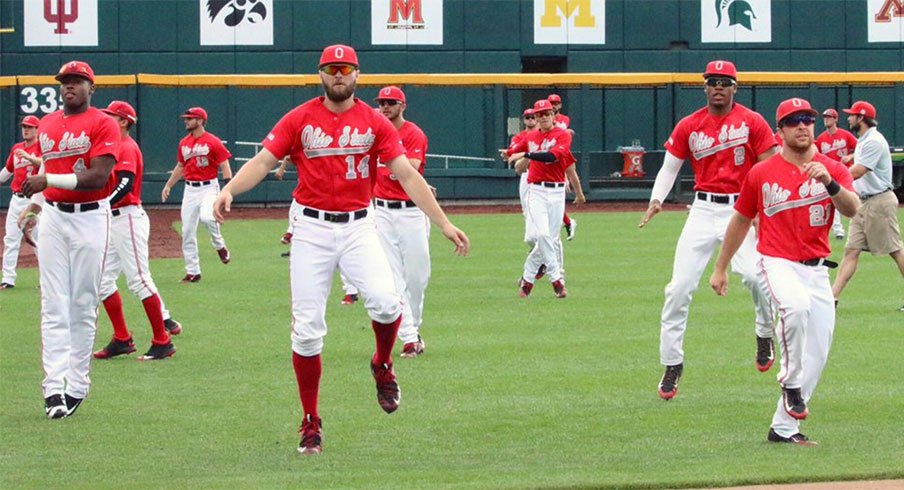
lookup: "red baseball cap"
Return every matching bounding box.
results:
[180,107,208,121]
[55,60,95,84]
[842,101,877,119]
[375,86,405,103]
[319,44,358,68]
[21,115,40,128]
[533,99,554,114]
[775,98,818,125]
[548,94,562,103]
[102,100,137,124]
[703,60,737,80]
[522,108,535,117]
[822,108,838,118]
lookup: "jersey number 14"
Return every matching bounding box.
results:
[345,155,370,180]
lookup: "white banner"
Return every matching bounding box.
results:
[868,0,904,42]
[24,0,98,47]
[200,0,273,46]
[371,0,443,45]
[701,0,772,43]
[534,0,606,45]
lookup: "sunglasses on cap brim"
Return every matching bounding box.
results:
[780,114,817,127]
[705,77,736,88]
[320,64,357,76]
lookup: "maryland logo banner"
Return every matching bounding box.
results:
[534,0,606,45]
[24,0,98,46]
[701,0,772,43]
[371,0,444,45]
[200,0,273,46]
[868,0,904,42]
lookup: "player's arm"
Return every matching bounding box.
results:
[274,158,289,180]
[757,146,778,161]
[849,164,869,179]
[387,155,469,256]
[108,170,135,206]
[21,155,115,197]
[0,167,11,185]
[161,163,184,201]
[639,151,684,228]
[709,212,754,296]
[565,165,586,205]
[405,157,421,171]
[214,148,280,223]
[848,140,881,180]
[14,149,42,166]
[218,159,233,181]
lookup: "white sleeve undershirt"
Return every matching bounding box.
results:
[649,151,684,203]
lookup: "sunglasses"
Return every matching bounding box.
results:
[377,99,400,107]
[524,115,535,120]
[780,114,816,127]
[705,77,736,88]
[320,64,356,76]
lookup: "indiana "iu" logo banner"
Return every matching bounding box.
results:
[24,0,99,46]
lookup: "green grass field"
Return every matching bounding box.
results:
[1,209,902,489]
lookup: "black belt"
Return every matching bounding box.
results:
[696,192,739,204]
[302,207,368,223]
[799,258,838,269]
[46,199,100,213]
[13,192,26,198]
[186,180,212,187]
[375,198,416,209]
[860,189,891,201]
[112,209,121,217]
[530,181,565,188]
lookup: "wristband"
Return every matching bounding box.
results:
[46,173,78,190]
[825,180,841,197]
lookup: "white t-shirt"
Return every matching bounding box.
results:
[852,127,893,196]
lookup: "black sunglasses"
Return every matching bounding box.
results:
[705,77,736,88]
[524,115,535,120]
[780,114,816,127]
[377,99,400,107]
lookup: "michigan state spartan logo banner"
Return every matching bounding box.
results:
[701,0,772,43]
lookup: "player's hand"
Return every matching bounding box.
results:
[802,161,831,184]
[440,223,470,256]
[161,186,171,202]
[841,154,854,165]
[14,148,29,159]
[428,185,438,198]
[638,200,662,228]
[213,189,234,224]
[17,209,39,247]
[498,149,509,161]
[21,175,47,197]
[275,167,286,180]
[573,194,586,205]
[709,270,729,296]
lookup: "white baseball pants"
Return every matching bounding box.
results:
[375,204,431,344]
[522,184,566,283]
[660,198,774,366]
[37,201,110,399]
[762,256,835,438]
[288,205,400,356]
[287,199,359,296]
[181,182,225,275]
[831,209,845,237]
[2,194,32,285]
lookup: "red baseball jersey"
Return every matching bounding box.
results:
[815,128,857,165]
[4,140,42,193]
[510,127,575,183]
[554,114,570,130]
[374,120,428,201]
[38,108,119,203]
[113,135,143,208]
[665,103,776,194]
[262,97,406,212]
[177,131,231,181]
[506,129,530,157]
[735,152,854,261]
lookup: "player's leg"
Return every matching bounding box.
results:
[120,211,172,353]
[96,223,133,354]
[339,270,359,300]
[832,205,869,299]
[375,206,414,345]
[399,209,431,336]
[180,187,202,276]
[36,207,74,402]
[1,195,28,286]
[523,188,555,283]
[520,173,536,246]
[728,227,777,371]
[199,185,227,254]
[831,209,845,239]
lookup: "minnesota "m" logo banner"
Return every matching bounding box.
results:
[534,0,606,45]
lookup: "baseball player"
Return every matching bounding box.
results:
[373,85,430,358]
[93,101,181,361]
[548,94,577,241]
[17,61,120,419]
[831,101,904,310]
[639,60,778,400]
[0,115,42,289]
[501,108,538,245]
[213,44,469,455]
[711,97,859,445]
[508,99,586,299]
[815,108,858,239]
[161,107,233,283]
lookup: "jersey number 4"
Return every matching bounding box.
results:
[345,155,370,180]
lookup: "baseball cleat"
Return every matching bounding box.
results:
[138,342,176,361]
[782,387,809,420]
[164,318,183,335]
[566,218,578,241]
[64,394,84,417]
[44,395,67,419]
[93,337,137,359]
[768,428,817,446]
[898,303,904,312]
[0,282,15,289]
[834,233,845,240]
[281,232,293,245]
[217,247,231,264]
[552,280,567,298]
[658,363,683,400]
[534,264,547,280]
[371,361,401,414]
[180,274,201,283]
[400,336,425,358]
[518,278,534,298]
[341,293,358,305]
[755,336,774,372]
[297,414,323,455]
[281,250,291,258]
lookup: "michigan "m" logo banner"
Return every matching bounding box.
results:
[534,0,605,45]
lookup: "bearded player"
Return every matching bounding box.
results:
[639,60,778,400]
[213,44,469,455]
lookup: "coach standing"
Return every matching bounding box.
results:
[18,61,120,419]
[711,98,859,445]
[830,101,904,311]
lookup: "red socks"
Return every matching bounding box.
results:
[102,291,131,342]
[293,352,322,419]
[371,315,401,366]
[141,294,170,345]
[563,212,572,226]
